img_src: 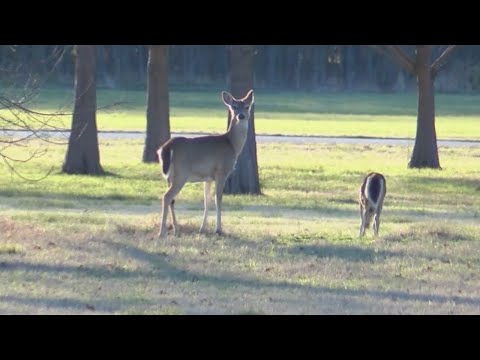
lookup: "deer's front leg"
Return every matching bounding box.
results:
[159,192,172,238]
[169,199,178,235]
[214,176,226,235]
[200,181,212,233]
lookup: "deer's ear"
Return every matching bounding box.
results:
[222,91,233,106]
[243,89,254,105]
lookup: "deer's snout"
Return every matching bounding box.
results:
[238,113,246,120]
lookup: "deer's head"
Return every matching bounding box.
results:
[222,89,254,124]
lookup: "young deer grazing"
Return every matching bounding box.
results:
[359,172,386,238]
[157,89,254,238]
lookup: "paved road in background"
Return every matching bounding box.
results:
[5,130,480,147]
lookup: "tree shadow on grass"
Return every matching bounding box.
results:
[287,243,401,263]
[2,237,480,314]
[104,240,480,310]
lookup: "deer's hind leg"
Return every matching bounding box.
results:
[373,201,384,238]
[159,176,187,238]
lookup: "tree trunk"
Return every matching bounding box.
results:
[409,45,440,169]
[143,45,170,163]
[224,45,261,195]
[62,45,103,175]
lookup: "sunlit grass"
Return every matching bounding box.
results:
[1,139,480,314]
[2,88,480,139]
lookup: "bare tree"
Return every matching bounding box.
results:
[224,45,261,194]
[62,45,103,175]
[370,45,459,169]
[0,45,68,180]
[143,45,170,163]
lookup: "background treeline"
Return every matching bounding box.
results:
[3,45,480,93]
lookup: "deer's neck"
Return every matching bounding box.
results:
[226,117,249,156]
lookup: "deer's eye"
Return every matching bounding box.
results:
[232,105,238,110]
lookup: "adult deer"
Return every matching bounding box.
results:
[359,172,386,238]
[157,89,254,238]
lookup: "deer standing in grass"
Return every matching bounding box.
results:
[359,172,386,238]
[157,89,254,238]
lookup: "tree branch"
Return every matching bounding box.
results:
[385,45,415,74]
[431,45,459,76]
[368,45,415,74]
[0,45,69,180]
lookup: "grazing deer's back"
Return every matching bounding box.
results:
[360,172,386,205]
[359,172,386,238]
[367,175,382,204]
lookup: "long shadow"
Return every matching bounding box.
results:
[405,176,480,190]
[1,191,475,226]
[232,202,476,222]
[86,171,164,182]
[2,170,477,217]
[0,260,147,279]
[0,294,153,314]
[102,240,185,278]
[287,244,405,263]
[2,241,480,312]
[101,241,480,309]
[0,295,101,312]
[286,243,473,266]
[0,189,155,203]
[0,190,201,211]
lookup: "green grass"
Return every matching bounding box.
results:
[1,139,480,314]
[0,244,24,255]
[5,87,480,139]
[1,139,479,216]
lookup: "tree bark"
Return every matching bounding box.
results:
[62,45,103,175]
[368,45,457,169]
[224,45,261,195]
[143,45,170,163]
[409,46,440,169]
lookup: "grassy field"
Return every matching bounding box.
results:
[1,139,480,314]
[6,87,480,140]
